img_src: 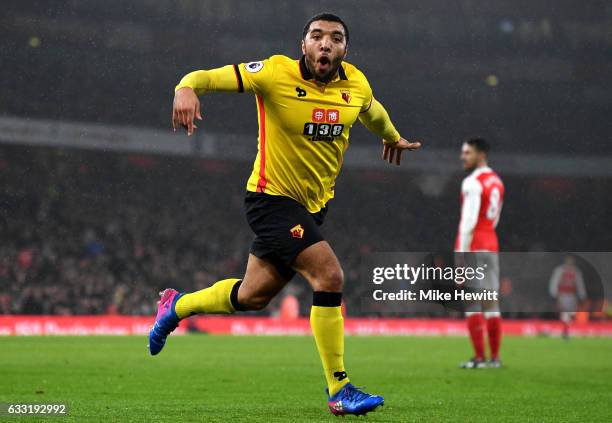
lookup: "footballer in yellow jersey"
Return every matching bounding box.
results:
[150,13,421,417]
[176,55,402,213]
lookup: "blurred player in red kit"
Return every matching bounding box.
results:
[454,138,504,368]
[549,255,587,339]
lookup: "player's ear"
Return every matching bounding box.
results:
[301,39,306,55]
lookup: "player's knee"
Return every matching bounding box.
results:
[318,266,344,292]
[240,294,271,311]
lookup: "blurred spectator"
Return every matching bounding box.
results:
[549,255,588,338]
[279,294,300,320]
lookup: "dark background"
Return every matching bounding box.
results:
[1,1,610,316]
[1,0,611,153]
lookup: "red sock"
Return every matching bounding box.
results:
[562,321,570,338]
[467,313,485,360]
[486,316,502,360]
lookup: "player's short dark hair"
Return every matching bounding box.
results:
[465,137,490,154]
[303,13,349,45]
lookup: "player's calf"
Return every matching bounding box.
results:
[236,292,272,311]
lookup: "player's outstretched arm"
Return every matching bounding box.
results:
[172,65,245,136]
[358,98,421,165]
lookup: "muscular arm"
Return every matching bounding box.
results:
[173,65,244,134]
[358,98,400,144]
[173,60,273,135]
[175,65,243,95]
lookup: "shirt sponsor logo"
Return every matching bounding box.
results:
[304,108,344,142]
[312,108,340,123]
[312,108,326,123]
[326,109,340,123]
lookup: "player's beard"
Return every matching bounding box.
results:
[462,159,478,172]
[463,163,475,172]
[307,53,344,83]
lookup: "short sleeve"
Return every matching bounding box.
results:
[236,58,275,96]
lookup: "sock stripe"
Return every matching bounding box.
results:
[313,291,342,307]
[230,280,246,311]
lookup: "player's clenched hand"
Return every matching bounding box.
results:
[172,87,202,136]
[382,137,422,165]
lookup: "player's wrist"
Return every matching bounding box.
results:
[382,135,400,146]
[175,85,196,94]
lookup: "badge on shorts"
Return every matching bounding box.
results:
[290,224,304,239]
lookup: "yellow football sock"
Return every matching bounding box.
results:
[174,278,241,319]
[310,305,349,396]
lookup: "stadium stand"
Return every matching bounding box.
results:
[1,144,609,316]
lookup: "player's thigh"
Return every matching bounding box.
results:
[458,253,484,313]
[245,192,324,281]
[238,254,289,308]
[476,252,500,290]
[292,240,344,292]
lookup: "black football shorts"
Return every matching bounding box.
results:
[244,191,328,281]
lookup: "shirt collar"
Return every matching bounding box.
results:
[299,55,348,82]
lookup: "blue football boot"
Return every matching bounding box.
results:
[327,383,384,416]
[148,288,184,355]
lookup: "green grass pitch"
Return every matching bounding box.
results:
[1,335,611,422]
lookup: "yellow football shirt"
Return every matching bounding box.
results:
[176,55,400,213]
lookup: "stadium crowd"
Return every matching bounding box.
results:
[1,144,610,317]
[2,1,611,155]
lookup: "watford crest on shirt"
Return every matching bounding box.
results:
[341,90,351,104]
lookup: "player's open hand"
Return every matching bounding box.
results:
[172,87,202,136]
[382,137,422,165]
